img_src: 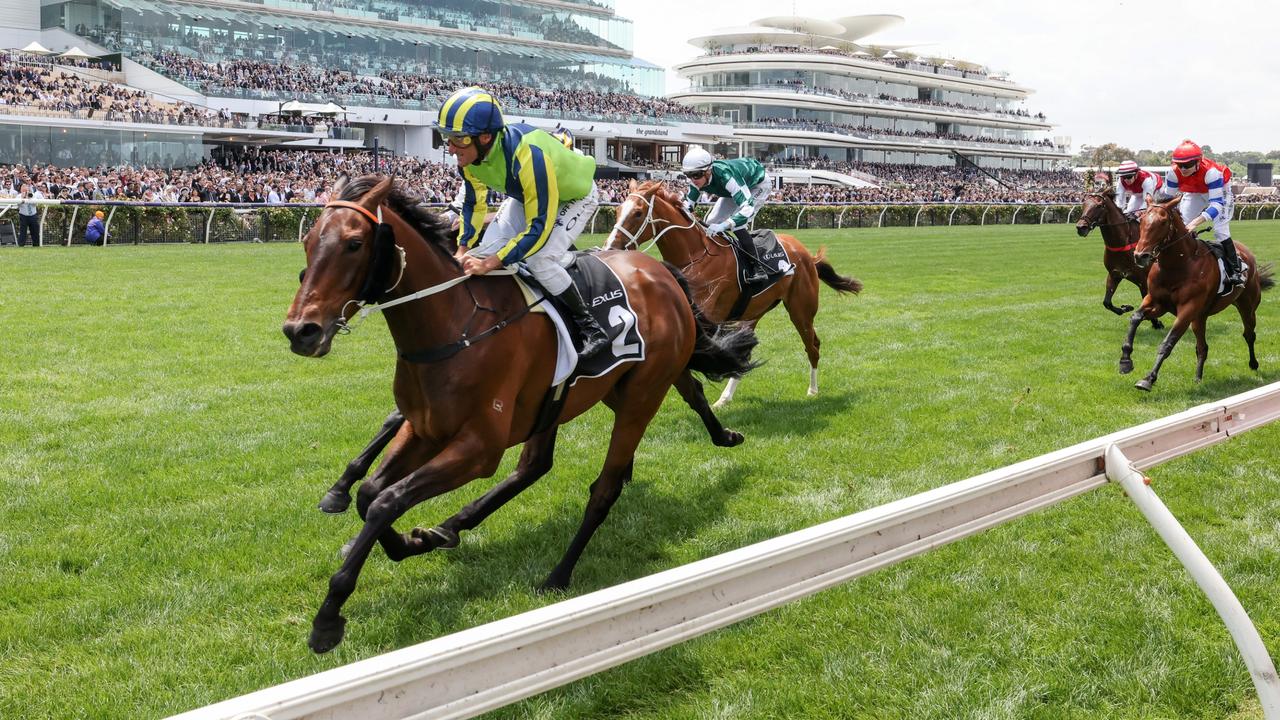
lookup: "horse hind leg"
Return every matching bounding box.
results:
[541,395,661,592]
[1237,298,1260,370]
[1191,316,1209,382]
[712,320,757,410]
[1103,273,1128,315]
[674,369,744,447]
[784,282,822,396]
[320,409,405,513]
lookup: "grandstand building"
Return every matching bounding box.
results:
[671,15,1071,184]
[4,0,730,169]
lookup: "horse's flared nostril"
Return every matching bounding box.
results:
[1076,225,1090,237]
[283,321,323,345]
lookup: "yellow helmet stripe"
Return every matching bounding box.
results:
[449,91,495,133]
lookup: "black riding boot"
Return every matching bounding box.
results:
[733,228,769,284]
[1221,237,1245,287]
[554,284,609,359]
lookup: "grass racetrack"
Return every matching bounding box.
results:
[2,222,1279,719]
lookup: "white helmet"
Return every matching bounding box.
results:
[681,146,714,173]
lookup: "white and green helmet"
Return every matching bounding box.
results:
[681,146,714,173]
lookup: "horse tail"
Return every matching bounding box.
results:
[662,262,761,381]
[813,248,863,295]
[1258,262,1276,292]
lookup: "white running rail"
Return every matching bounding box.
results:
[170,382,1280,720]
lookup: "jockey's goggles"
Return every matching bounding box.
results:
[431,128,477,150]
[1118,171,1136,178]
[683,169,709,180]
[1175,159,1199,170]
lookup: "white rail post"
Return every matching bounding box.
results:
[948,205,959,226]
[837,206,848,229]
[877,206,888,228]
[1039,206,1049,224]
[66,207,79,246]
[1273,205,1279,220]
[298,212,307,243]
[1104,444,1280,719]
[914,206,924,227]
[980,205,992,226]
[205,209,216,244]
[38,206,48,246]
[103,207,117,246]
[1010,207,1021,225]
[795,206,806,230]
[1067,207,1077,223]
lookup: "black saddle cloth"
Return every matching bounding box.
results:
[726,230,794,321]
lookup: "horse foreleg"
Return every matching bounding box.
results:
[712,319,757,409]
[1136,316,1190,392]
[416,428,560,550]
[784,291,822,397]
[674,369,744,447]
[1103,273,1128,315]
[1133,277,1164,329]
[320,409,405,514]
[1119,308,1147,374]
[311,437,494,654]
[1191,316,1209,382]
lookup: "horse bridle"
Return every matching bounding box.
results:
[1080,193,1131,231]
[610,192,698,252]
[1137,206,1207,262]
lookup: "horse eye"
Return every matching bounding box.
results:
[298,268,305,283]
[346,239,363,252]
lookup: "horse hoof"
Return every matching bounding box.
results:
[318,491,351,514]
[1119,305,1133,313]
[1135,379,1153,392]
[309,615,347,654]
[538,575,570,594]
[413,526,459,550]
[807,388,819,397]
[716,430,745,448]
[711,400,729,411]
[1119,361,1133,375]
[1250,361,1260,371]
[338,540,355,558]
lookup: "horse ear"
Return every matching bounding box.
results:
[332,174,349,197]
[1163,194,1181,209]
[1144,193,1154,207]
[361,176,395,210]
[628,178,637,191]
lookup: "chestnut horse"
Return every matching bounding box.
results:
[1118,195,1274,391]
[606,180,862,408]
[283,176,758,652]
[1075,189,1163,329]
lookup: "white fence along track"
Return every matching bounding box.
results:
[171,382,1280,720]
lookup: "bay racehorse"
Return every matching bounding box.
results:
[1118,194,1274,391]
[605,180,861,408]
[283,175,759,652]
[1075,188,1163,329]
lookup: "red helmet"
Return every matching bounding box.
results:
[1171,139,1202,165]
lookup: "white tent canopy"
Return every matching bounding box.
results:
[59,46,93,59]
[310,102,351,115]
[19,41,53,54]
[882,51,899,59]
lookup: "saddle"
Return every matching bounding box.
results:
[1199,240,1249,297]
[519,251,647,435]
[726,229,795,321]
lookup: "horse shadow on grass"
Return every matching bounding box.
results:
[680,388,857,439]
[366,460,756,650]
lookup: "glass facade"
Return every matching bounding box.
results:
[43,0,662,95]
[0,124,206,167]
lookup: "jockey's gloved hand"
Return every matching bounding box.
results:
[706,221,731,235]
[682,199,695,214]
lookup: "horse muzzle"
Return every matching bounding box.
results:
[1133,252,1153,268]
[1075,223,1091,237]
[283,319,336,357]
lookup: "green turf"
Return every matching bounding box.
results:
[1,222,1278,719]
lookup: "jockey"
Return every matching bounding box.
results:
[435,86,608,359]
[1114,160,1162,219]
[1154,139,1242,287]
[681,148,772,284]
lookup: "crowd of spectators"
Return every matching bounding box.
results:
[137,51,716,122]
[704,44,1010,83]
[770,163,1082,204]
[0,58,233,127]
[728,78,1046,120]
[306,0,614,49]
[743,117,1062,151]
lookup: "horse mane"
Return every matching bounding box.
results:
[339,174,456,252]
[636,179,685,208]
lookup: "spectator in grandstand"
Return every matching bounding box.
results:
[1154,139,1242,287]
[84,210,107,246]
[681,148,773,283]
[1113,160,1162,219]
[437,86,608,359]
[16,183,43,247]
